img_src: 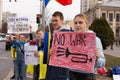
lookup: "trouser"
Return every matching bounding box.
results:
[33,64,39,80]
[14,60,27,80]
[69,71,96,80]
[46,65,69,80]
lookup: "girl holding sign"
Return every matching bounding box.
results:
[69,14,106,80]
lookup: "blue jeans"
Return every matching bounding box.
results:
[14,60,27,80]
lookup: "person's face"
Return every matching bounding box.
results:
[52,16,63,30]
[36,31,44,39]
[15,34,19,40]
[74,16,88,32]
[19,35,25,42]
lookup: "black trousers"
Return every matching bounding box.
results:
[69,71,96,80]
[33,64,39,80]
[46,65,69,80]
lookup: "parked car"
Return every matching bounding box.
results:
[0,33,6,42]
[5,35,12,50]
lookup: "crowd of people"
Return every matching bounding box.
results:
[9,11,106,80]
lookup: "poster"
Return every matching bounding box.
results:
[49,32,96,73]
[24,42,39,65]
[113,75,120,80]
[7,17,30,34]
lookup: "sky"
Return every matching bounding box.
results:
[2,0,80,30]
[3,0,80,20]
[46,0,80,20]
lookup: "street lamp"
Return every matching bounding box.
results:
[81,0,82,13]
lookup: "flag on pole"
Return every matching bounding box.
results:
[56,0,72,6]
[44,0,50,7]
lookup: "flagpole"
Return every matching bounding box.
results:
[42,0,45,28]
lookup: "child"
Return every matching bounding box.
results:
[33,28,45,80]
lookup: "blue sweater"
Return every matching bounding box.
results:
[12,40,25,61]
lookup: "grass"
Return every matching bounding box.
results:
[105,54,120,69]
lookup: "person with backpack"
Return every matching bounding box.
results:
[12,34,27,80]
[10,34,22,79]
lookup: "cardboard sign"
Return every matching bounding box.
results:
[7,17,30,34]
[24,42,39,65]
[49,32,96,73]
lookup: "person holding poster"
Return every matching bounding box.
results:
[12,34,27,80]
[10,34,21,79]
[32,28,45,80]
[69,14,106,80]
[46,11,70,80]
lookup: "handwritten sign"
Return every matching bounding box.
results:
[24,42,39,65]
[49,32,96,73]
[7,17,30,34]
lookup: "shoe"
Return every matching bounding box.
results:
[10,75,15,79]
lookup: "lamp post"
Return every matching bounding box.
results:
[81,0,82,13]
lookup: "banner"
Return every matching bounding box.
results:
[24,42,39,65]
[49,32,96,73]
[7,17,30,34]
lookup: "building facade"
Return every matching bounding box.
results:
[0,0,2,32]
[84,0,120,39]
[2,12,17,33]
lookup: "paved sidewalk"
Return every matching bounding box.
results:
[3,68,13,80]
[3,68,32,80]
[104,44,120,58]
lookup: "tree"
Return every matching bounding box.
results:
[89,17,114,50]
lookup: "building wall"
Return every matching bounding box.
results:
[81,0,90,13]
[100,6,120,38]
[85,0,120,39]
[0,0,2,32]
[2,12,17,34]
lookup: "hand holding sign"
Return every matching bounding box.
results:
[49,32,96,73]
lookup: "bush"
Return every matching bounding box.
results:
[89,17,114,50]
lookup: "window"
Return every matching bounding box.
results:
[109,13,113,22]
[116,27,120,37]
[116,14,120,22]
[102,13,106,18]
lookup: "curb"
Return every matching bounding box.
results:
[3,68,13,80]
[3,68,33,80]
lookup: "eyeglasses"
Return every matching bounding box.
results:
[74,21,83,25]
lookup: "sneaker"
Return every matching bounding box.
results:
[10,75,15,79]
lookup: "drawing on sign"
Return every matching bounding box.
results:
[49,32,96,73]
[57,47,92,63]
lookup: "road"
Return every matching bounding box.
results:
[0,42,32,80]
[0,42,13,80]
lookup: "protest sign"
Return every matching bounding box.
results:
[49,32,96,73]
[7,17,30,34]
[24,42,39,65]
